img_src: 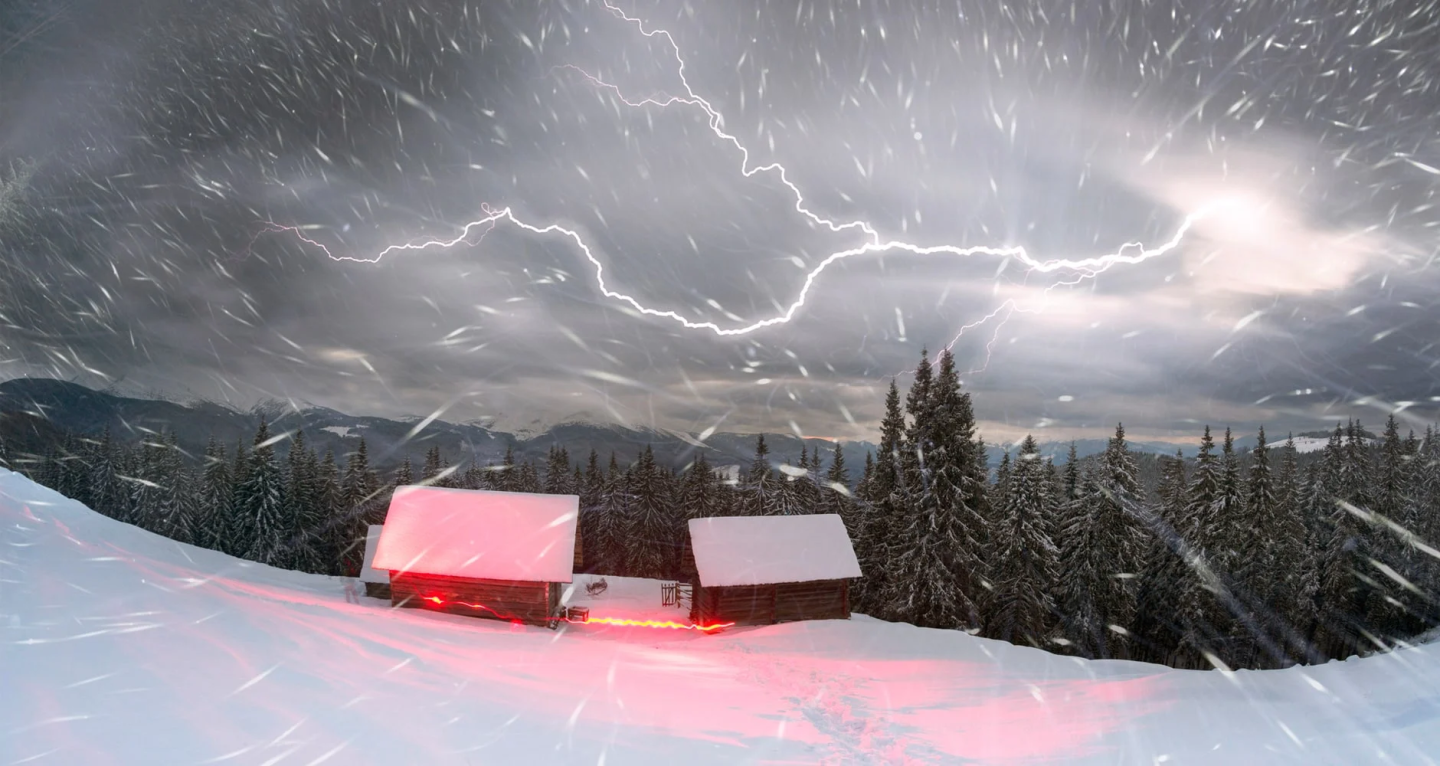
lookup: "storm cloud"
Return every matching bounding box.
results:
[1,0,1438,445]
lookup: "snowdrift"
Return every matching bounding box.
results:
[3,468,1438,764]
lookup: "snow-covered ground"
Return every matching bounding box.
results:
[4,469,1439,764]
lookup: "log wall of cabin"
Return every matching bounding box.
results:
[389,571,560,626]
[695,579,850,626]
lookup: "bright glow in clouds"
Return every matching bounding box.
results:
[261,2,1230,343]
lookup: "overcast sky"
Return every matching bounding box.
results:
[1,0,1438,445]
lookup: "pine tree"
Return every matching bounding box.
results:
[742,435,779,516]
[194,439,230,550]
[1321,420,1379,656]
[315,448,343,574]
[56,434,92,507]
[1227,427,1291,667]
[578,450,605,572]
[821,442,859,537]
[624,446,673,579]
[1132,450,1189,664]
[499,446,518,491]
[88,426,124,520]
[544,446,575,495]
[993,452,1013,520]
[1418,427,1440,612]
[986,435,1059,646]
[887,349,987,630]
[856,450,875,504]
[1276,435,1319,664]
[513,461,542,494]
[394,456,414,488]
[282,430,323,572]
[592,453,629,575]
[1366,415,1416,638]
[422,446,443,485]
[854,379,906,617]
[126,434,165,530]
[151,430,196,545]
[233,418,287,566]
[338,437,382,576]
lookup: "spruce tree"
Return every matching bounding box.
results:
[624,446,673,579]
[855,379,906,617]
[195,439,231,551]
[742,435,779,516]
[578,450,605,572]
[235,418,287,566]
[544,446,575,495]
[1231,427,1290,667]
[315,448,343,574]
[1367,415,1416,637]
[593,453,629,575]
[887,349,987,630]
[856,450,875,504]
[88,426,123,520]
[821,442,860,538]
[1132,450,1189,664]
[514,461,542,493]
[1320,421,1379,656]
[126,435,165,530]
[1418,427,1440,611]
[423,446,443,485]
[152,431,196,545]
[394,456,414,488]
[338,437,382,576]
[499,445,517,492]
[1057,468,1106,657]
[282,430,323,572]
[1276,435,1319,664]
[986,435,1059,646]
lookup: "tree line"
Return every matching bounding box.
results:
[12,348,1440,670]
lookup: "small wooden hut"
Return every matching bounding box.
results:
[687,514,861,627]
[371,486,579,627]
[359,524,391,599]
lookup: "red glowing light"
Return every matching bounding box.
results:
[582,617,735,632]
[421,595,731,632]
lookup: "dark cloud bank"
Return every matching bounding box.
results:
[2,0,1438,447]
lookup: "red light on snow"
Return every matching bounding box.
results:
[419,595,731,632]
[582,617,735,632]
[419,594,523,623]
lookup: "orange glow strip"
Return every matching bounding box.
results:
[582,616,735,632]
[421,595,732,631]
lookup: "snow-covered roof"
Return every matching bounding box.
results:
[688,514,861,587]
[359,524,387,583]
[372,486,577,583]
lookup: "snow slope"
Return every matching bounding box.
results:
[3,470,1439,764]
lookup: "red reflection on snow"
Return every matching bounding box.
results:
[583,616,734,632]
[420,594,734,631]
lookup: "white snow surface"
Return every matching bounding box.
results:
[318,425,353,438]
[4,469,1440,764]
[359,524,386,584]
[690,513,862,587]
[371,485,577,583]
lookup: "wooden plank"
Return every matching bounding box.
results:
[775,580,845,622]
[389,571,557,625]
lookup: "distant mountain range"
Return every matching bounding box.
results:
[0,378,1371,477]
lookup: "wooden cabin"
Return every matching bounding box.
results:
[370,486,579,627]
[359,524,391,599]
[687,514,861,627]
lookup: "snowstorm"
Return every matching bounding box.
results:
[3,0,1440,763]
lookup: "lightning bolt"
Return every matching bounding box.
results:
[261,1,1220,350]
